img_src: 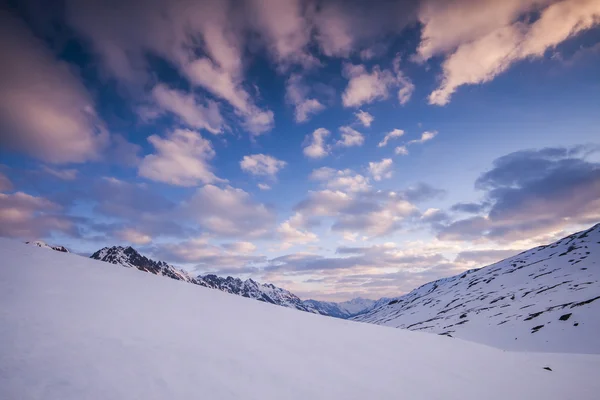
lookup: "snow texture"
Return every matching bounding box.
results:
[1,238,600,399]
[353,223,600,353]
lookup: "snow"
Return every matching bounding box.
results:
[353,224,600,353]
[1,238,600,400]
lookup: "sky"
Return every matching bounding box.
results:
[0,0,599,301]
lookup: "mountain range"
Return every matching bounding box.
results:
[26,222,600,353]
[5,237,599,399]
[352,223,600,353]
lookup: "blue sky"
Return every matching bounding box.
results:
[1,0,599,300]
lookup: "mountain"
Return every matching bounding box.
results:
[304,297,392,318]
[2,238,599,399]
[90,246,204,284]
[202,274,318,313]
[90,245,317,313]
[352,223,600,353]
[25,240,69,253]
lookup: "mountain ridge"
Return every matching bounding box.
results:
[351,222,600,353]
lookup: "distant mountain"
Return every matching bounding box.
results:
[90,246,318,313]
[352,223,600,353]
[304,297,392,319]
[202,275,318,313]
[25,240,69,253]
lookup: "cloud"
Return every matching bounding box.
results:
[408,130,438,145]
[368,159,393,181]
[401,183,446,203]
[258,183,271,190]
[310,168,371,193]
[139,129,223,186]
[341,64,396,107]
[0,172,12,192]
[277,216,319,249]
[0,11,108,164]
[116,228,153,245]
[438,146,600,242]
[240,154,287,177]
[451,202,489,214]
[312,2,355,58]
[294,188,419,237]
[66,0,274,136]
[422,0,600,105]
[378,129,405,147]
[41,166,78,181]
[341,55,415,108]
[88,177,191,241]
[221,241,257,254]
[303,128,331,159]
[355,110,374,127]
[390,130,438,155]
[0,191,74,239]
[285,74,326,123]
[151,84,223,134]
[395,146,409,155]
[152,236,266,270]
[182,184,276,238]
[336,126,365,147]
[246,0,317,69]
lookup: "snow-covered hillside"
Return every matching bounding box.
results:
[91,245,317,313]
[25,240,69,253]
[2,238,599,400]
[353,223,600,353]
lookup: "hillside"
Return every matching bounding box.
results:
[353,223,600,353]
[1,238,600,399]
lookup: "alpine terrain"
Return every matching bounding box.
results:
[91,246,318,313]
[352,223,600,353]
[1,238,599,399]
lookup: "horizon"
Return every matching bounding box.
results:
[1,0,600,302]
[23,220,600,302]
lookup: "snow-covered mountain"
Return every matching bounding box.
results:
[353,223,600,353]
[90,245,317,313]
[2,238,599,399]
[304,297,392,318]
[91,246,203,284]
[25,240,69,253]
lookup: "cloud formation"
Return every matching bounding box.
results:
[0,192,74,239]
[421,0,600,105]
[285,74,326,123]
[240,154,287,177]
[355,110,374,127]
[438,146,600,242]
[139,129,223,186]
[182,184,276,238]
[0,11,108,164]
[303,128,331,159]
[151,84,224,134]
[368,158,394,181]
[336,126,365,147]
[378,129,405,147]
[341,56,414,107]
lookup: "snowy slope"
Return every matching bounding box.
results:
[2,238,600,400]
[91,246,318,313]
[25,240,69,253]
[353,223,600,353]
